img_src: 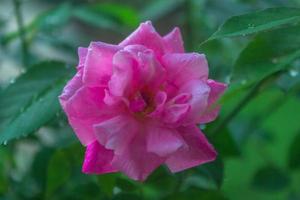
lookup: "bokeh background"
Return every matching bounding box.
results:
[1,0,300,199]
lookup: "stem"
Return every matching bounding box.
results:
[184,0,194,51]
[210,71,284,136]
[12,0,29,66]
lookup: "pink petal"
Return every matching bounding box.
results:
[146,126,185,157]
[83,42,121,87]
[163,104,190,124]
[94,115,138,155]
[78,47,88,69]
[179,80,210,125]
[112,134,164,181]
[163,27,184,53]
[64,87,115,145]
[119,21,164,57]
[108,50,135,97]
[166,125,217,172]
[59,70,83,108]
[199,79,227,123]
[82,140,118,174]
[162,53,208,86]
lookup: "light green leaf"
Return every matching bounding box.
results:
[0,61,74,144]
[231,25,300,84]
[207,7,300,41]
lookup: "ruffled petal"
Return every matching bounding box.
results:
[83,42,121,87]
[199,79,227,123]
[166,125,217,172]
[108,50,135,97]
[78,47,88,69]
[94,115,138,155]
[162,53,208,86]
[163,27,184,53]
[179,80,210,124]
[146,126,185,157]
[64,87,115,145]
[82,140,117,174]
[59,69,83,108]
[112,134,164,181]
[119,21,164,57]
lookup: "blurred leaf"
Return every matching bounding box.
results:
[140,0,184,21]
[184,158,224,190]
[163,188,228,200]
[73,3,139,30]
[288,132,300,170]
[1,3,72,46]
[31,147,55,195]
[231,25,300,84]
[207,7,300,41]
[210,128,240,157]
[97,174,117,197]
[112,193,141,200]
[0,61,74,144]
[46,150,71,199]
[116,177,139,192]
[252,166,290,191]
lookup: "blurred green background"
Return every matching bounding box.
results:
[1,0,300,199]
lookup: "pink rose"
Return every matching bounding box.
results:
[59,21,227,181]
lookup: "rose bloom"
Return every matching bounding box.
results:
[59,21,226,181]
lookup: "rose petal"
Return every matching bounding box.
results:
[166,125,217,172]
[199,80,227,123]
[83,42,121,87]
[64,87,115,145]
[119,21,164,57]
[163,27,184,53]
[112,134,164,181]
[162,53,208,86]
[146,126,185,157]
[82,140,117,174]
[179,80,210,124]
[94,115,138,155]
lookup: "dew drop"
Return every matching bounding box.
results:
[272,58,278,64]
[241,79,247,85]
[289,69,299,77]
[3,140,8,145]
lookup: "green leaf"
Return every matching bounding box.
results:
[164,188,228,200]
[46,150,71,198]
[288,133,300,170]
[73,3,139,30]
[210,128,240,157]
[140,0,184,21]
[231,25,300,84]
[97,174,117,197]
[184,158,224,190]
[207,7,300,41]
[252,166,290,191]
[0,61,74,144]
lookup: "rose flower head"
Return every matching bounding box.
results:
[59,21,227,181]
